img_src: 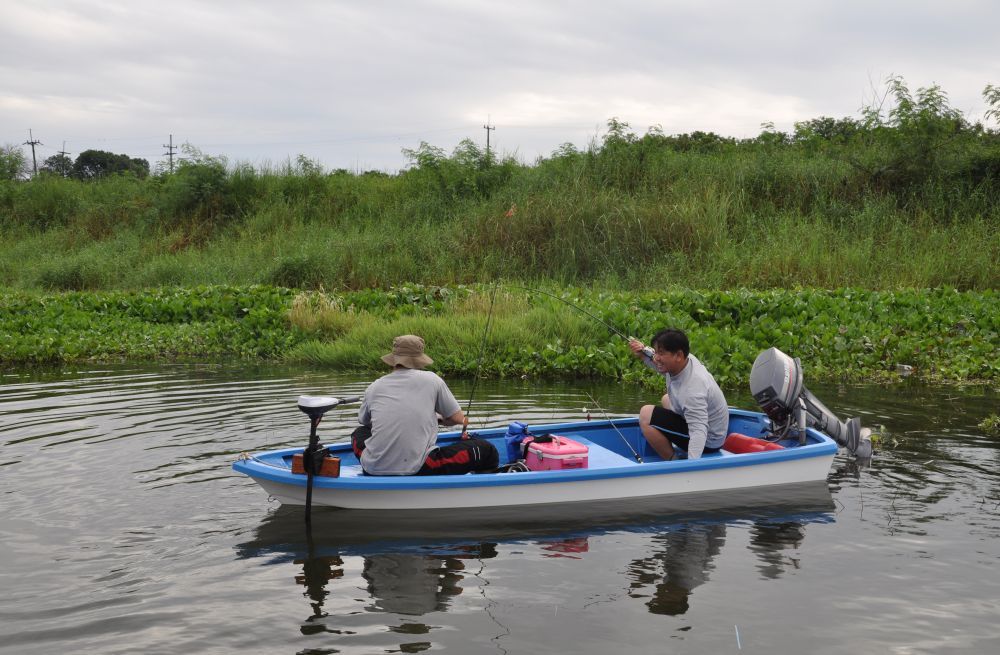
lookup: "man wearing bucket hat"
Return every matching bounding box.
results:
[351,335,499,475]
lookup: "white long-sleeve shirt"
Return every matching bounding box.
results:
[643,353,729,458]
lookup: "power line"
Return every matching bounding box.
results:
[23,129,41,175]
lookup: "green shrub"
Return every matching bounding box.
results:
[36,260,103,290]
[6,175,81,229]
[266,253,333,289]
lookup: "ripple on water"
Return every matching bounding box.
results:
[0,365,998,654]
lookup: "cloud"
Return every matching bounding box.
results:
[2,0,998,171]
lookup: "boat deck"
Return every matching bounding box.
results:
[289,433,742,480]
[283,436,645,479]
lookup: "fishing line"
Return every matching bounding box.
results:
[586,392,643,463]
[511,285,654,358]
[465,283,500,426]
[511,286,667,462]
[511,285,632,342]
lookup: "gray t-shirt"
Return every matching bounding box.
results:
[644,353,729,458]
[357,368,461,475]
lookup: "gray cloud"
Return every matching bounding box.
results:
[2,0,998,171]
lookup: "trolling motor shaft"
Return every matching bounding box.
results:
[297,395,361,525]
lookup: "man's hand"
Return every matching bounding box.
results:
[630,339,655,360]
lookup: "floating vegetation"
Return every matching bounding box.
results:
[979,414,1000,436]
[3,285,996,389]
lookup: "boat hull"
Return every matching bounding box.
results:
[232,411,838,511]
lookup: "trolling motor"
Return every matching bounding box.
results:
[749,347,872,458]
[298,395,361,525]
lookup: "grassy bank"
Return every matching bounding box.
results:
[3,285,997,387]
[2,79,999,291]
[1,151,996,292]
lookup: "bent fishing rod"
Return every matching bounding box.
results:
[511,285,655,358]
[463,284,656,440]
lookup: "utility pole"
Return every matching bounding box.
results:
[162,134,177,172]
[57,142,71,178]
[24,129,41,176]
[483,117,495,157]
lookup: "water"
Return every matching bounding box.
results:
[1,364,998,654]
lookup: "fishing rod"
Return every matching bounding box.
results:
[586,392,643,463]
[511,285,655,358]
[463,283,500,437]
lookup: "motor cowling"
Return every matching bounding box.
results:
[749,347,803,425]
[750,347,872,458]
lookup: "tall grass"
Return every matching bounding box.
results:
[3,83,999,291]
[287,290,605,375]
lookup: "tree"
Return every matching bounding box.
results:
[41,153,73,177]
[793,116,861,144]
[72,149,150,179]
[0,143,28,181]
[985,84,1000,126]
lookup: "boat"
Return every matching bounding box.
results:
[232,347,872,512]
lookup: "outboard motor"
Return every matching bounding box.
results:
[750,347,873,458]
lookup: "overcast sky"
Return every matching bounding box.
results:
[3,0,999,172]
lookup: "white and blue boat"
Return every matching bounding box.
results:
[232,348,872,511]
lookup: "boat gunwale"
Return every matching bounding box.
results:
[233,412,839,491]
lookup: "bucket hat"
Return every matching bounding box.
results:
[381,334,433,369]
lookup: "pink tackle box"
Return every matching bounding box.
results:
[523,435,589,471]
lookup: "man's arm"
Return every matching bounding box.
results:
[439,409,467,426]
[441,409,470,439]
[683,394,709,459]
[358,400,372,426]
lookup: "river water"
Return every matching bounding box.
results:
[0,364,997,654]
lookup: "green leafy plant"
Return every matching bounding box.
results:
[979,414,1000,436]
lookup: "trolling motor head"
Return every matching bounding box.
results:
[297,396,342,422]
[750,347,872,458]
[297,394,362,452]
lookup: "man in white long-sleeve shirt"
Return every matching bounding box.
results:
[629,328,728,460]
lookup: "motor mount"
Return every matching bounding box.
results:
[750,347,872,458]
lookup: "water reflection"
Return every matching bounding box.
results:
[296,552,343,627]
[749,519,807,579]
[237,482,837,649]
[626,523,726,616]
[362,543,498,617]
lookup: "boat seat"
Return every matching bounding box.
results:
[568,436,642,467]
[338,464,367,478]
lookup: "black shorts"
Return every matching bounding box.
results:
[649,406,721,455]
[351,425,498,475]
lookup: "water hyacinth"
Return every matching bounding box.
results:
[2,284,996,387]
